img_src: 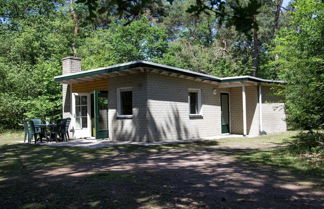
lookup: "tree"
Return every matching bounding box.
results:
[272,0,324,131]
[0,0,72,129]
[78,17,168,70]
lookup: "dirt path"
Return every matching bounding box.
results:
[39,144,323,209]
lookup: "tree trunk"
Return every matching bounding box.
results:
[70,0,79,56]
[272,0,283,36]
[252,16,259,77]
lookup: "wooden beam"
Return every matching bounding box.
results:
[178,75,185,79]
[126,69,139,74]
[160,71,170,76]
[151,69,160,74]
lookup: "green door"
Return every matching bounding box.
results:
[94,90,109,139]
[221,93,230,133]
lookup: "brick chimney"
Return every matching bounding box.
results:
[62,56,81,138]
[62,56,81,74]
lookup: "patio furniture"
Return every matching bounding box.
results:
[37,124,58,142]
[51,118,71,142]
[23,120,32,143]
[29,119,45,143]
[63,118,71,141]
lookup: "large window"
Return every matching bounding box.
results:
[117,88,133,117]
[188,89,201,115]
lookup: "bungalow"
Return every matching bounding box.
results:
[54,56,287,142]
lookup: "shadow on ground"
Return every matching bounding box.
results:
[0,140,323,209]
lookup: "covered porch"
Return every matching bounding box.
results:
[68,79,109,139]
[219,80,264,136]
[60,61,147,140]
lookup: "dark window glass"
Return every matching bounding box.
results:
[82,117,87,128]
[189,92,198,114]
[120,91,132,115]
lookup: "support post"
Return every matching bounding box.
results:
[242,85,247,136]
[259,85,263,134]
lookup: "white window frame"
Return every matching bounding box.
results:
[117,87,133,119]
[188,88,202,117]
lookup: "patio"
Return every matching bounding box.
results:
[40,134,245,148]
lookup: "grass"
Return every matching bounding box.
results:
[0,130,24,145]
[0,130,323,208]
[236,131,324,179]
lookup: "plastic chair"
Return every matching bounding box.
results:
[63,118,71,141]
[29,119,44,143]
[23,120,32,143]
[50,118,71,142]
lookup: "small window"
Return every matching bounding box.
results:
[188,89,201,115]
[117,88,133,117]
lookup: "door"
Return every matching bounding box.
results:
[73,93,91,138]
[221,93,230,133]
[94,90,109,139]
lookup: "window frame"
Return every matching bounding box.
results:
[75,95,88,129]
[188,88,202,117]
[117,87,133,119]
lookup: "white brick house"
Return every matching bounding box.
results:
[55,56,287,141]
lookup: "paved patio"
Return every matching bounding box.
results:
[41,134,245,148]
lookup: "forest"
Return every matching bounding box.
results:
[0,0,323,132]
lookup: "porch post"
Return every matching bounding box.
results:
[242,85,247,136]
[259,85,263,134]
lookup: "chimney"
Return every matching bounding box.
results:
[62,56,81,74]
[62,56,80,139]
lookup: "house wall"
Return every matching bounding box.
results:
[62,84,72,120]
[229,87,243,134]
[145,72,220,141]
[246,86,260,136]
[261,86,287,134]
[65,71,286,141]
[108,73,148,141]
[229,86,259,136]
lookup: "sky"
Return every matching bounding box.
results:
[283,0,291,8]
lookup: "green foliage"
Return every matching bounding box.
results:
[79,17,168,70]
[0,0,321,132]
[271,0,324,130]
[159,38,253,77]
[0,0,72,129]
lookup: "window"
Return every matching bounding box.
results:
[75,95,88,129]
[188,89,201,115]
[117,88,133,117]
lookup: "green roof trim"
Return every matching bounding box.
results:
[54,60,285,84]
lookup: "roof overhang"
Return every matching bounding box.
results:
[54,60,285,85]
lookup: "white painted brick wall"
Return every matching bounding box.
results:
[146,72,220,141]
[108,73,148,141]
[261,86,287,134]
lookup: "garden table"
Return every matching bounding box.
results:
[35,124,57,142]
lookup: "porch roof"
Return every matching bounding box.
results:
[54,60,285,84]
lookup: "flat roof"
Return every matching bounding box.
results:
[54,60,284,84]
